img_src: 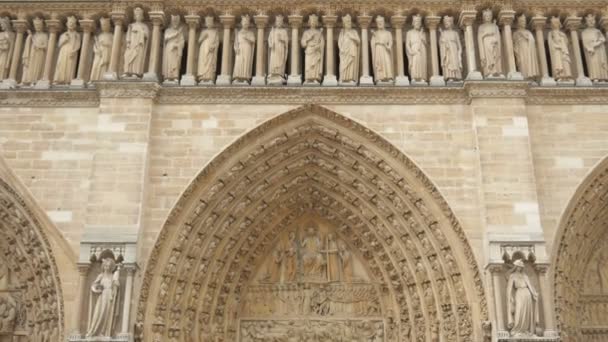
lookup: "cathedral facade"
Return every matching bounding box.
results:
[0,0,607,341]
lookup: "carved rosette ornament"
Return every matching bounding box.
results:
[135,105,488,341]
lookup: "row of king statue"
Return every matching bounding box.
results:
[0,7,608,88]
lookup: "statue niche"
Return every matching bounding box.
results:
[240,220,385,341]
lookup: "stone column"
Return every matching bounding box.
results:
[71,18,95,87]
[287,14,303,86]
[425,15,445,86]
[1,19,27,89]
[536,265,559,338]
[530,15,556,86]
[143,11,165,81]
[180,14,200,86]
[251,14,268,86]
[458,10,483,80]
[120,265,137,335]
[565,16,592,86]
[488,265,507,337]
[321,14,338,86]
[35,18,61,89]
[600,14,608,41]
[217,14,235,86]
[69,264,89,337]
[358,14,374,86]
[391,15,409,86]
[104,11,126,80]
[499,10,524,80]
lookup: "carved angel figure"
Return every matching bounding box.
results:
[338,14,360,84]
[197,16,220,83]
[123,7,149,78]
[477,9,503,77]
[439,16,462,81]
[54,16,81,84]
[507,259,539,337]
[371,16,394,83]
[89,18,113,82]
[21,17,48,86]
[232,15,256,83]
[513,15,540,80]
[582,14,608,81]
[301,14,324,84]
[86,257,121,337]
[406,14,428,82]
[548,16,573,80]
[267,15,289,84]
[0,17,15,80]
[162,15,185,82]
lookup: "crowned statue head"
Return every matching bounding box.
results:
[275,14,284,27]
[342,14,352,29]
[100,17,111,32]
[308,14,319,28]
[482,8,494,23]
[205,15,215,28]
[33,17,45,32]
[550,16,561,29]
[133,7,145,22]
[513,259,525,272]
[517,14,527,29]
[170,14,181,29]
[375,15,385,29]
[443,15,454,29]
[412,14,422,29]
[101,257,116,273]
[585,13,596,27]
[0,17,12,32]
[240,14,250,29]
[66,15,77,30]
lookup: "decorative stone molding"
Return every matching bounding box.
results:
[95,81,160,100]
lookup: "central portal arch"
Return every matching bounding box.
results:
[136,105,487,341]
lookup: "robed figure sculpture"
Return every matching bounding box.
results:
[507,260,540,337]
[301,14,324,84]
[86,257,122,337]
[123,7,149,78]
[371,16,394,83]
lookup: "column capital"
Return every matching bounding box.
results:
[110,11,127,26]
[78,18,96,33]
[149,11,165,27]
[288,14,303,28]
[122,263,139,274]
[424,15,441,30]
[357,15,373,29]
[253,14,269,28]
[77,263,90,275]
[534,263,550,274]
[45,19,62,33]
[322,14,338,28]
[390,15,406,28]
[564,16,582,31]
[458,10,477,28]
[486,263,505,274]
[11,19,29,33]
[219,14,235,28]
[498,10,516,26]
[184,14,200,28]
[530,15,547,30]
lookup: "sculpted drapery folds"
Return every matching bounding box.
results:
[301,14,324,84]
[86,257,122,338]
[477,9,503,77]
[89,17,113,82]
[439,15,462,81]
[406,14,428,82]
[268,15,289,83]
[53,16,81,85]
[371,15,394,83]
[233,15,256,84]
[338,14,360,84]
[507,260,540,338]
[0,17,15,80]
[21,17,47,86]
[582,14,608,82]
[123,7,149,78]
[162,15,185,82]
[197,16,220,83]
[548,16,573,80]
[513,15,540,80]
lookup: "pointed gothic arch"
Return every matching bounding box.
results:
[0,157,69,340]
[552,155,608,342]
[136,104,488,341]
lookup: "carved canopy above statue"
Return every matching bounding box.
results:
[136,105,488,341]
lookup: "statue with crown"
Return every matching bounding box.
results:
[85,251,122,338]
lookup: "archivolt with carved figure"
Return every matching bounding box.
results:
[136,105,488,341]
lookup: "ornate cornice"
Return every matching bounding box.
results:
[95,81,160,100]
[0,89,98,107]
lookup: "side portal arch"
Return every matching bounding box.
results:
[136,105,488,341]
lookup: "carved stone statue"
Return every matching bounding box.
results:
[582,14,608,82]
[197,16,220,84]
[284,231,298,282]
[326,234,341,282]
[0,295,16,333]
[21,17,48,86]
[371,15,394,83]
[53,16,81,85]
[86,257,122,337]
[89,17,113,82]
[162,15,185,83]
[338,240,352,282]
[477,9,503,77]
[301,227,325,280]
[513,14,540,80]
[406,14,428,83]
[0,17,15,80]
[232,15,255,84]
[439,16,462,81]
[123,7,149,78]
[301,14,324,84]
[338,14,360,84]
[267,15,289,85]
[548,16,573,81]
[507,260,539,337]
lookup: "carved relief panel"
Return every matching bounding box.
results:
[0,258,27,341]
